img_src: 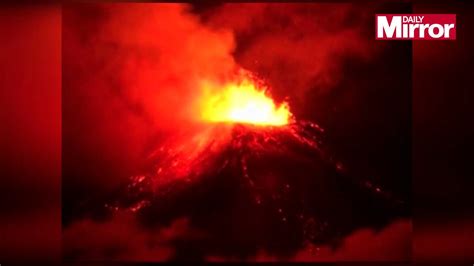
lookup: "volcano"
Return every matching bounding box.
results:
[101,119,407,260]
[64,70,408,260]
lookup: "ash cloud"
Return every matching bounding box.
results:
[207,219,411,262]
[63,212,200,261]
[201,3,377,114]
[64,3,378,134]
[64,3,237,129]
[64,213,410,261]
[63,3,239,192]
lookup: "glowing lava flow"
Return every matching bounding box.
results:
[200,72,292,126]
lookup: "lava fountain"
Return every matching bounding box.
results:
[200,71,292,126]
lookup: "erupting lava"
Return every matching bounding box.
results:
[117,70,327,200]
[200,71,292,126]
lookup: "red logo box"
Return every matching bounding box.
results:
[376,14,456,40]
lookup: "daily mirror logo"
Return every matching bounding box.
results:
[376,14,456,40]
